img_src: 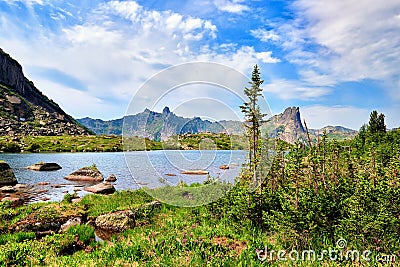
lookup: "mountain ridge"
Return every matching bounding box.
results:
[78,106,358,143]
[0,48,91,136]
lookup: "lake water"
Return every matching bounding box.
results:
[1,150,246,203]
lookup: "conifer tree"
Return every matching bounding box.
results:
[368,110,386,134]
[240,65,266,179]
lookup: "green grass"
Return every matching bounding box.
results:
[0,133,247,153]
[80,189,154,217]
[162,132,248,150]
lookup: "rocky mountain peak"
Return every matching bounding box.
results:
[279,106,305,132]
[162,106,171,115]
[263,106,306,144]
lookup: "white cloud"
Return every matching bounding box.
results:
[106,0,141,21]
[62,25,123,45]
[301,105,370,130]
[275,0,400,97]
[250,29,279,42]
[298,70,336,86]
[101,1,217,40]
[3,0,44,6]
[213,0,249,13]
[256,51,280,63]
[263,79,331,100]
[195,46,279,73]
[30,79,125,119]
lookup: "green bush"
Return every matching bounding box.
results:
[0,232,36,245]
[0,142,20,152]
[66,224,95,244]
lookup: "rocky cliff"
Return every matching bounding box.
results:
[263,107,306,143]
[0,48,90,136]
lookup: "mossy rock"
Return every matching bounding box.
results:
[65,164,103,182]
[84,182,115,194]
[95,210,135,232]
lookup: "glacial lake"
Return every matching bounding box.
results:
[1,150,246,203]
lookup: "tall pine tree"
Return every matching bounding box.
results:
[240,65,266,181]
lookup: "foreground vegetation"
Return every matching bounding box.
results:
[0,119,399,265]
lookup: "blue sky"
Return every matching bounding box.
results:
[0,0,399,129]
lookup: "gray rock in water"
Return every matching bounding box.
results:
[27,162,62,171]
[95,210,135,232]
[105,174,117,182]
[0,161,17,186]
[84,182,115,194]
[65,165,104,182]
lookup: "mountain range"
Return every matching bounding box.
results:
[78,106,358,143]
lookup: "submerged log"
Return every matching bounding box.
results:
[181,170,209,175]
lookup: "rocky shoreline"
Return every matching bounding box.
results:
[0,161,117,206]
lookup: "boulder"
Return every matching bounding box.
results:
[1,196,22,204]
[105,174,117,182]
[95,210,135,232]
[84,182,115,194]
[0,161,17,186]
[181,170,209,175]
[27,162,62,171]
[71,198,82,203]
[14,184,28,190]
[0,186,15,193]
[65,165,104,182]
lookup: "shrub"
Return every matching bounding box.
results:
[66,224,95,244]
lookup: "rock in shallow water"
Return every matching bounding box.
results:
[27,162,62,171]
[0,161,17,186]
[105,174,117,182]
[84,182,115,194]
[65,165,104,182]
